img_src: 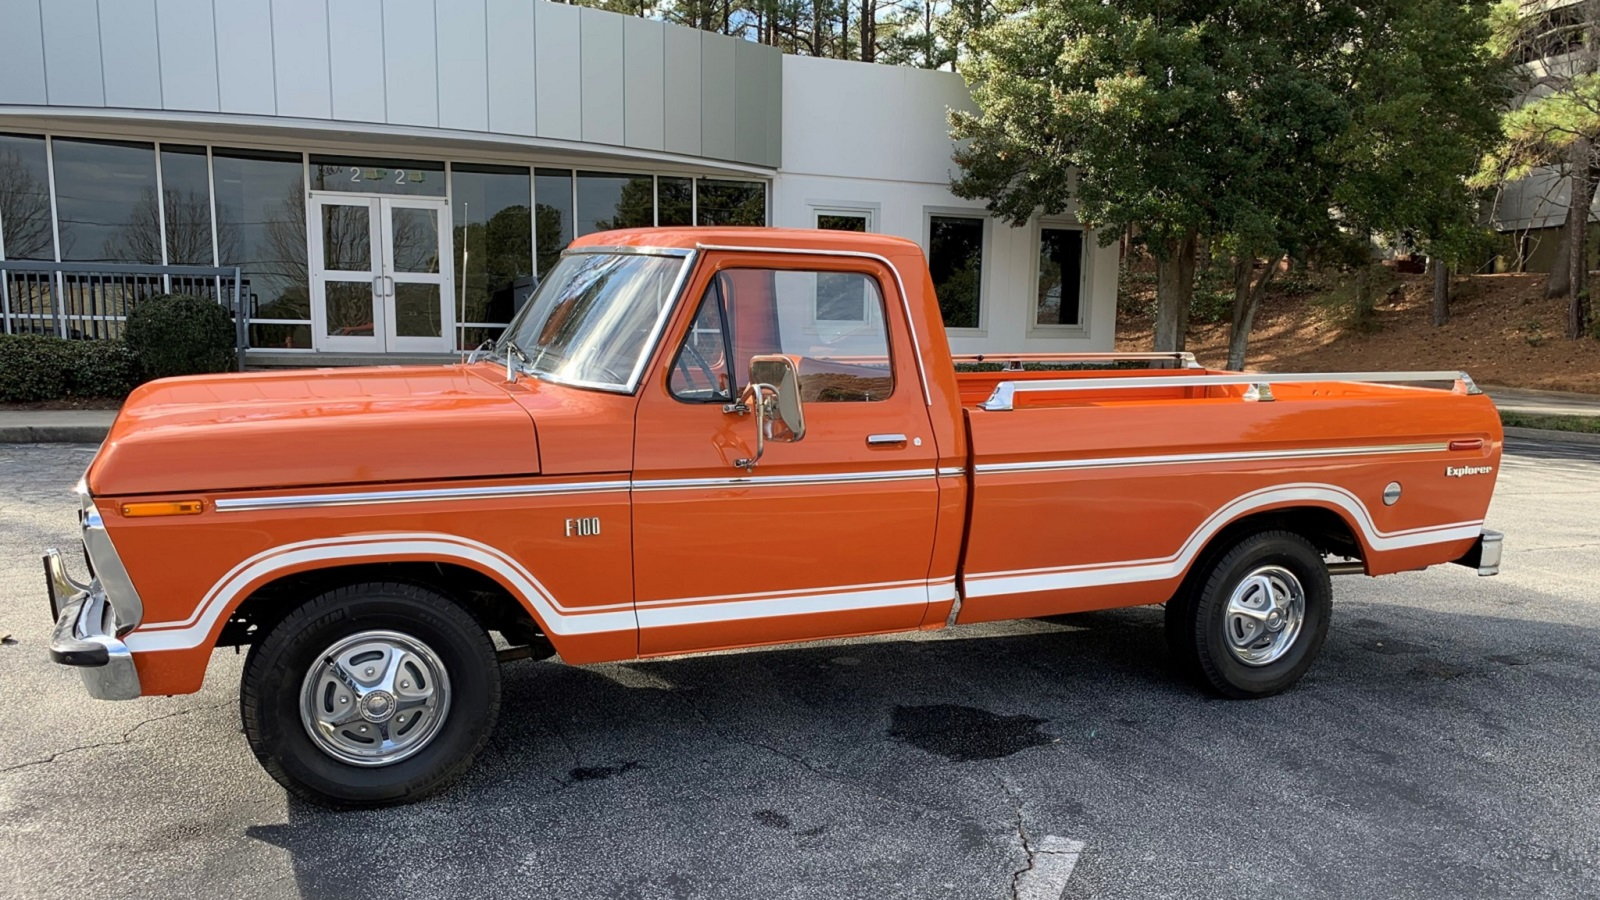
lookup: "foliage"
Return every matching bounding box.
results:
[124,294,237,380]
[1314,264,1399,335]
[0,335,139,403]
[1500,411,1600,434]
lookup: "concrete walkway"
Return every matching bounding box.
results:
[1,384,1596,444]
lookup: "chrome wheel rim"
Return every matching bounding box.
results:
[299,629,451,767]
[1223,565,1306,667]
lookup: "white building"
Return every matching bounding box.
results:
[0,0,1116,363]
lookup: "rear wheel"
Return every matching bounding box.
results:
[1165,530,1331,698]
[240,581,501,808]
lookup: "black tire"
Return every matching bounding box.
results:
[1165,530,1332,699]
[240,581,501,808]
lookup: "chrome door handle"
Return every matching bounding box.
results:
[867,433,908,446]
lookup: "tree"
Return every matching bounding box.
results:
[947,0,1503,358]
[1477,0,1600,339]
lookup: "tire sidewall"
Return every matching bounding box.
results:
[245,585,498,806]
[1193,532,1331,698]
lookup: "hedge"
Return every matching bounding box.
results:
[124,294,236,380]
[0,334,141,403]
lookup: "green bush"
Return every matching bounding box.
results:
[124,294,236,380]
[0,335,140,403]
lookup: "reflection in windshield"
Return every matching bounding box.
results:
[495,252,684,388]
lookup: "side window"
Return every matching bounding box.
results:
[669,280,733,402]
[669,267,895,403]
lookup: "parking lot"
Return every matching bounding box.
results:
[1,436,1597,899]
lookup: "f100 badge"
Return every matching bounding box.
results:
[1445,465,1494,478]
[565,516,602,537]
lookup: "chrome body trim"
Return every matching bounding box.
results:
[632,468,937,491]
[693,242,935,407]
[937,466,966,477]
[214,480,632,512]
[1453,528,1503,576]
[973,443,1450,475]
[49,587,142,701]
[565,245,695,258]
[952,351,1202,370]
[980,370,1482,411]
[80,496,143,633]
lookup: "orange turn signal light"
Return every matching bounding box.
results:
[120,499,204,518]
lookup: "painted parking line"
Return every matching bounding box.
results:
[1015,835,1085,900]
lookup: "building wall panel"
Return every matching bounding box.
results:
[579,7,625,147]
[328,0,386,123]
[699,32,734,162]
[214,0,276,115]
[661,24,702,158]
[99,0,163,110]
[533,1,581,140]
[384,0,439,127]
[155,0,220,112]
[436,0,489,133]
[623,16,665,152]
[0,0,47,105]
[40,0,105,107]
[270,0,332,119]
[485,0,536,136]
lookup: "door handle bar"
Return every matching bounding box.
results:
[867,433,908,446]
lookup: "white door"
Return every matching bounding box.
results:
[310,194,454,353]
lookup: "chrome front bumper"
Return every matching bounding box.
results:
[1452,529,1504,577]
[44,549,142,700]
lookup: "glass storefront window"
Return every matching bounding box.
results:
[576,171,654,237]
[51,138,160,263]
[696,179,765,226]
[534,168,574,277]
[451,164,533,349]
[929,215,984,330]
[309,155,445,196]
[658,176,693,226]
[0,133,54,261]
[213,148,310,348]
[159,145,215,265]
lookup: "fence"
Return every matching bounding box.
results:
[0,261,246,368]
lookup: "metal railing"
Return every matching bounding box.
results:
[980,370,1483,411]
[0,261,246,368]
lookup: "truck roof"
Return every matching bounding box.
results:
[569,226,926,257]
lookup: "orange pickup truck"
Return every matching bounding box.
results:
[44,227,1503,807]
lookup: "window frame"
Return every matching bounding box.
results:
[1027,218,1092,339]
[922,206,990,337]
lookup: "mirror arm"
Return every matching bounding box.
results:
[733,383,774,471]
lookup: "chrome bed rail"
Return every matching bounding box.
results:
[953,351,1204,370]
[979,370,1482,411]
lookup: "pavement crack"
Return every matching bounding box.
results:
[998,775,1035,900]
[0,702,232,776]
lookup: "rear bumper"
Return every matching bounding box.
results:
[44,550,142,700]
[1452,529,1504,577]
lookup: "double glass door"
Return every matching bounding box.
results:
[310,194,454,353]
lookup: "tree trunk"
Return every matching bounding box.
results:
[860,0,874,61]
[1568,141,1592,339]
[1226,253,1280,370]
[1431,257,1449,326]
[1153,232,1198,352]
[1546,228,1571,298]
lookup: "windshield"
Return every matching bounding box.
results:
[493,251,687,390]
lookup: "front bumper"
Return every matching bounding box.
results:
[44,549,141,700]
[1452,528,1504,577]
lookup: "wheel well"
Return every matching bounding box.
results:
[1174,506,1362,601]
[217,561,543,649]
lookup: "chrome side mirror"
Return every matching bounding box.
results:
[723,354,806,470]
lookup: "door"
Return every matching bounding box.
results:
[310,194,454,353]
[631,252,944,656]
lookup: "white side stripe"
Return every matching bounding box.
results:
[974,443,1448,475]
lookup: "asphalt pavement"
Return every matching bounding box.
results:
[1,437,1597,899]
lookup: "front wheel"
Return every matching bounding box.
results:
[240,582,501,808]
[1165,530,1332,699]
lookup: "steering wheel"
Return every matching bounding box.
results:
[675,341,723,398]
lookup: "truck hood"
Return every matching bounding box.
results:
[87,366,539,495]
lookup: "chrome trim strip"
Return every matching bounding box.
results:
[632,468,937,491]
[81,507,143,632]
[693,242,935,407]
[974,443,1450,475]
[937,466,966,477]
[981,370,1480,411]
[565,245,695,258]
[214,480,632,512]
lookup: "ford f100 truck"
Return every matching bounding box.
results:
[43,227,1503,807]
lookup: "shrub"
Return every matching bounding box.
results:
[0,335,140,403]
[124,294,236,380]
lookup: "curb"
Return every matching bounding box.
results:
[1503,426,1600,448]
[0,426,109,444]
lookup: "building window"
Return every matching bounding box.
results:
[927,213,984,330]
[816,210,869,232]
[658,176,693,226]
[534,168,573,277]
[696,179,765,226]
[51,138,160,263]
[670,268,893,403]
[309,155,445,196]
[158,145,215,266]
[0,133,54,260]
[451,164,533,350]
[1035,226,1085,328]
[576,171,654,236]
[213,148,311,349]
